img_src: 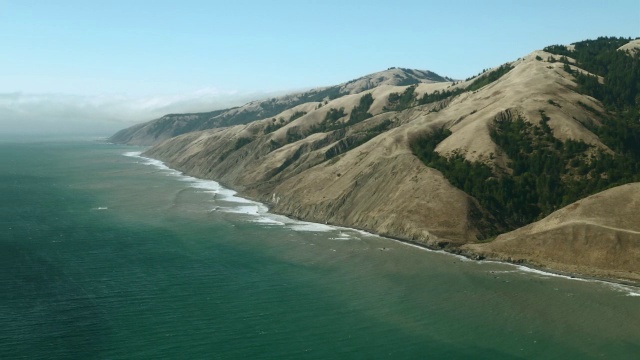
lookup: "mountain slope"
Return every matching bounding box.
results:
[109,108,228,145]
[464,183,640,282]
[109,68,449,145]
[143,46,614,241]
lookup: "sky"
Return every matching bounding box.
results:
[0,0,638,135]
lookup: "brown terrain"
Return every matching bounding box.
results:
[112,40,640,284]
[464,183,640,283]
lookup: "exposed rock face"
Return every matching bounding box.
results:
[115,39,640,283]
[464,183,640,283]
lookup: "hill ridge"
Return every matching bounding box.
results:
[109,67,448,145]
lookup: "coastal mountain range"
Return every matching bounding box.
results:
[111,37,640,283]
[109,68,450,146]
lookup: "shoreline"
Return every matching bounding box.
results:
[128,148,640,294]
[282,212,640,290]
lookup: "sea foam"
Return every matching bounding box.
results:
[123,151,142,157]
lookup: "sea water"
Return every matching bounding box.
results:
[0,138,638,359]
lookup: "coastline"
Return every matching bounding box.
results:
[127,148,640,294]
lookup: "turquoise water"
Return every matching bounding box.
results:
[0,138,638,359]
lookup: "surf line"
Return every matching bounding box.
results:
[122,151,640,297]
[123,151,336,232]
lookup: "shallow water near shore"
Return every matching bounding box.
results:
[1,138,638,359]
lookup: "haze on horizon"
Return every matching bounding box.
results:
[0,0,637,135]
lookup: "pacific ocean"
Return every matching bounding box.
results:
[1,138,638,359]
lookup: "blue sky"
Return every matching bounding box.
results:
[0,0,638,133]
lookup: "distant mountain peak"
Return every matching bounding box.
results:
[338,68,450,94]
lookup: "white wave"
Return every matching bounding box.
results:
[602,283,640,297]
[626,289,640,297]
[513,265,640,297]
[125,152,224,192]
[352,229,381,238]
[329,232,352,240]
[124,151,354,233]
[487,270,517,274]
[252,217,286,225]
[142,158,172,170]
[187,178,222,192]
[288,223,335,232]
[125,152,171,172]
[218,189,258,205]
[220,205,262,216]
[395,240,476,261]
[512,265,586,281]
[123,151,355,238]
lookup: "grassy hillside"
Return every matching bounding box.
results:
[411,37,640,236]
[109,68,449,145]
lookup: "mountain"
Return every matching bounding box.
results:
[109,68,449,146]
[112,37,640,283]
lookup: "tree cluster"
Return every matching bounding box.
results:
[310,93,375,134]
[384,64,514,113]
[546,37,640,159]
[263,111,307,134]
[408,38,640,237]
[411,110,640,237]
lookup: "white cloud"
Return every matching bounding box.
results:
[0,88,272,136]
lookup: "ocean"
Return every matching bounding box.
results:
[0,138,638,359]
